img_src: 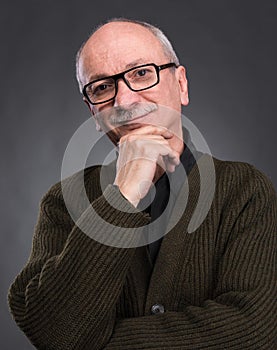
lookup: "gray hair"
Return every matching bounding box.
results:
[75,18,180,92]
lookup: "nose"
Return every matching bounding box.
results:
[113,79,141,107]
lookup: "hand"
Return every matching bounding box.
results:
[114,125,180,207]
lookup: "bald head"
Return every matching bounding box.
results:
[76,19,179,92]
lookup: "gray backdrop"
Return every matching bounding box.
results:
[1,0,276,349]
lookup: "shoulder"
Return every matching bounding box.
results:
[212,157,276,208]
[39,165,104,224]
[42,165,102,201]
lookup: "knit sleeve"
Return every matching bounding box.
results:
[103,164,277,349]
[8,182,150,350]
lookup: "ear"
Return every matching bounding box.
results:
[176,66,189,106]
[82,97,102,131]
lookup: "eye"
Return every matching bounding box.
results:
[92,82,114,96]
[131,66,155,80]
[137,69,147,77]
[97,84,108,91]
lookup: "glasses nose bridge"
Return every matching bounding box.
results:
[114,70,131,91]
[113,70,141,106]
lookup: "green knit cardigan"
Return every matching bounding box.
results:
[8,156,277,349]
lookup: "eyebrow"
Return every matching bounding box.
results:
[88,59,147,82]
[125,59,145,69]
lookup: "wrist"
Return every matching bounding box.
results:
[113,183,140,208]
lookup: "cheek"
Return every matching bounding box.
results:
[158,86,182,110]
[92,103,113,125]
[92,101,113,114]
[96,115,112,131]
[156,77,182,104]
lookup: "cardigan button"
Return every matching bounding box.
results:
[151,304,165,314]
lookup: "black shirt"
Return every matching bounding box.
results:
[138,129,201,264]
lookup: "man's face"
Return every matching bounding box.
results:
[78,22,189,145]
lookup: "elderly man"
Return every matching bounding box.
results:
[9,18,276,349]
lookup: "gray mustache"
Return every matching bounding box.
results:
[108,103,158,125]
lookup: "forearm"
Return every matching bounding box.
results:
[104,286,276,349]
[8,185,149,350]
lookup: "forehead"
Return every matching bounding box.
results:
[79,22,168,83]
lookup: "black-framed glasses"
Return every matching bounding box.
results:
[83,62,177,105]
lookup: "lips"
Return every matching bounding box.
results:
[98,103,158,127]
[118,113,148,125]
[120,122,144,131]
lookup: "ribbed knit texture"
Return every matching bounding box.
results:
[8,156,277,349]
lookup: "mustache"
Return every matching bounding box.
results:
[96,103,158,126]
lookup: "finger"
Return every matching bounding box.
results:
[148,144,180,164]
[166,162,177,173]
[119,135,170,147]
[118,138,180,168]
[163,147,180,164]
[120,124,173,139]
[166,152,180,165]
